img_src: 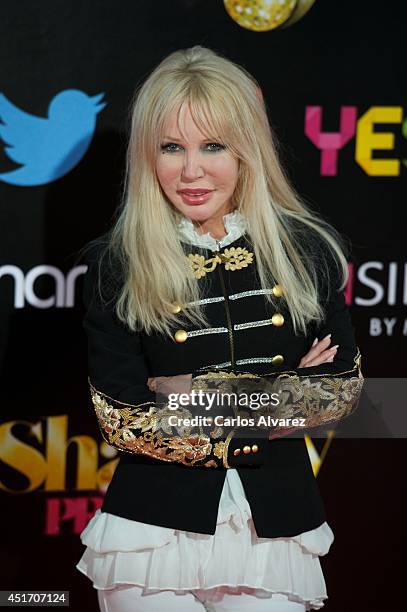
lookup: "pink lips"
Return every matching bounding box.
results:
[177,189,215,205]
[177,189,214,195]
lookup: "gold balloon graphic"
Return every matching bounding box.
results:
[282,0,317,27]
[224,0,317,32]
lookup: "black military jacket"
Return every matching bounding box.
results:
[81,228,363,537]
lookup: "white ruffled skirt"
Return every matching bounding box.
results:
[76,468,334,611]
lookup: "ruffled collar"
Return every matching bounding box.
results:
[176,209,248,252]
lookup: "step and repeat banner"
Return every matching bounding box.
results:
[0,1,405,610]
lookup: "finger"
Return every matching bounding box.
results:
[300,334,332,366]
[147,377,157,391]
[311,333,332,352]
[299,345,338,368]
[303,346,339,367]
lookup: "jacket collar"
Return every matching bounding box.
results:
[177,209,248,252]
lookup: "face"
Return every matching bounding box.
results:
[155,102,239,230]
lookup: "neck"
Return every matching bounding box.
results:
[195,223,226,240]
[193,209,234,240]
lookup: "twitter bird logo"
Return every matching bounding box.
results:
[0,89,106,186]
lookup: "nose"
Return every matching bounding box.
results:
[181,150,204,180]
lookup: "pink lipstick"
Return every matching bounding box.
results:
[177,189,215,205]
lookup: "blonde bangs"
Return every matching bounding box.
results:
[152,75,248,166]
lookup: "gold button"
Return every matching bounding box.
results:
[271,313,284,327]
[174,330,188,343]
[251,444,259,453]
[272,284,284,297]
[243,445,251,454]
[233,448,241,456]
[271,354,284,365]
[171,302,182,314]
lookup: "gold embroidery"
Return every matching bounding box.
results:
[89,382,223,467]
[266,372,364,434]
[187,254,222,279]
[209,426,225,439]
[203,459,219,468]
[222,429,236,468]
[187,247,254,279]
[190,349,364,435]
[222,247,254,271]
[194,370,260,381]
[88,349,364,467]
[213,441,226,460]
[192,370,260,395]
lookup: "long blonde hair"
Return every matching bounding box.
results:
[83,45,349,338]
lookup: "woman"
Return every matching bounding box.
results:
[75,46,363,611]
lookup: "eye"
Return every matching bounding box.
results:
[160,143,181,153]
[159,142,226,153]
[205,143,225,152]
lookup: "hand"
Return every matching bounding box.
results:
[147,373,193,397]
[297,334,339,368]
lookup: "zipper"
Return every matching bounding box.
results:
[215,239,236,369]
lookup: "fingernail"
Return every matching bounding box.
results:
[312,338,318,347]
[327,356,334,362]
[323,333,332,340]
[331,344,339,350]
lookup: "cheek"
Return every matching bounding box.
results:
[212,157,239,185]
[156,157,179,186]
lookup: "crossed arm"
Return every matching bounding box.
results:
[82,245,363,469]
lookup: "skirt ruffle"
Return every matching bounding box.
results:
[76,469,334,611]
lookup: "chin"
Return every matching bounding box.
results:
[179,203,227,223]
[183,207,215,222]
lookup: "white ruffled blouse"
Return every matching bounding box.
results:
[76,210,335,610]
[176,208,249,251]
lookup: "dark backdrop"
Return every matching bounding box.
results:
[0,1,405,610]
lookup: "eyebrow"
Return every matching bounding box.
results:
[162,135,216,142]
